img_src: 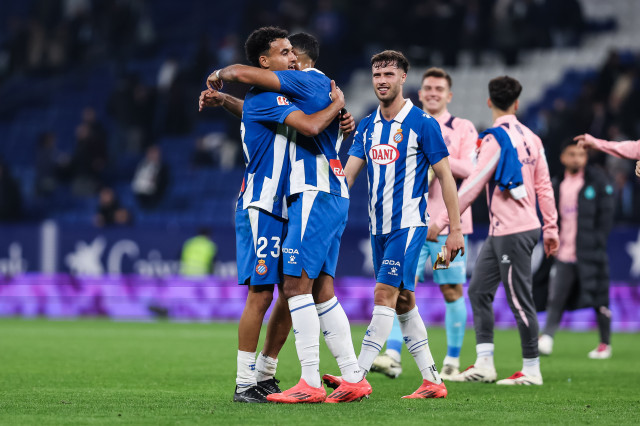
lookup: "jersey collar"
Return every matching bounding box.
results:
[374,99,413,124]
[302,67,324,75]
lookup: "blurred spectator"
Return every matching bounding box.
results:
[69,108,108,196]
[180,227,217,276]
[94,186,131,227]
[35,132,67,196]
[190,137,215,169]
[0,161,23,222]
[131,145,169,209]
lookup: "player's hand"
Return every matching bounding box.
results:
[339,110,355,137]
[426,225,441,243]
[199,89,224,111]
[206,70,224,91]
[635,160,640,178]
[543,236,559,258]
[574,133,596,150]
[444,229,465,266]
[329,80,345,110]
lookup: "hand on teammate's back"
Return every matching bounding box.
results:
[339,111,355,137]
[199,89,224,111]
[207,70,224,91]
[329,80,345,110]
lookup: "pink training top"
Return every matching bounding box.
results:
[556,170,584,263]
[593,137,640,160]
[434,115,559,239]
[428,111,477,235]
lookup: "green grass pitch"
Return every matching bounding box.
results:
[1,319,638,425]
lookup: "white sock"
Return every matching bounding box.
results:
[236,350,257,391]
[475,343,495,369]
[522,357,541,377]
[316,296,361,383]
[443,355,460,369]
[357,305,396,379]
[398,307,442,384]
[288,294,321,388]
[255,352,278,382]
[386,348,401,363]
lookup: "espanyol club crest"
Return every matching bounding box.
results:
[255,259,268,275]
[369,144,400,165]
[393,128,403,143]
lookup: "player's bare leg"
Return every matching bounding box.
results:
[255,286,291,395]
[235,285,274,402]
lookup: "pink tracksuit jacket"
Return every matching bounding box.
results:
[428,111,477,235]
[434,114,559,240]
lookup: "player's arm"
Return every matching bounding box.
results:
[449,122,478,179]
[428,135,499,242]
[198,89,244,118]
[284,80,344,137]
[208,65,281,92]
[344,156,366,189]
[575,133,640,159]
[431,157,465,264]
[636,160,640,178]
[533,139,559,257]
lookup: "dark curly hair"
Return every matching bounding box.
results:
[245,26,289,67]
[371,50,409,73]
[289,32,320,63]
[488,76,522,111]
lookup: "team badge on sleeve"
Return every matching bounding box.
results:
[393,129,403,143]
[255,259,268,275]
[277,96,290,106]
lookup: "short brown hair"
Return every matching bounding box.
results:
[488,76,522,111]
[422,67,452,89]
[371,50,409,73]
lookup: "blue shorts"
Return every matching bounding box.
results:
[416,234,468,284]
[235,208,286,286]
[283,191,349,279]
[371,227,427,292]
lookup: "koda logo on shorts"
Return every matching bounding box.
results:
[330,159,345,177]
[382,259,401,266]
[283,248,299,254]
[369,144,399,165]
[255,259,268,275]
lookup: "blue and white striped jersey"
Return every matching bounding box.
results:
[237,87,299,218]
[274,68,349,198]
[348,100,449,235]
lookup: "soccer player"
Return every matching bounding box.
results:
[327,50,465,399]
[371,67,478,380]
[429,76,559,385]
[207,32,369,403]
[202,27,346,403]
[538,139,615,359]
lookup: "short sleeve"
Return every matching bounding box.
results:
[247,91,300,124]
[421,117,449,166]
[274,70,318,103]
[347,120,368,159]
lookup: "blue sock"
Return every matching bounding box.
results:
[445,297,467,358]
[386,314,403,355]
